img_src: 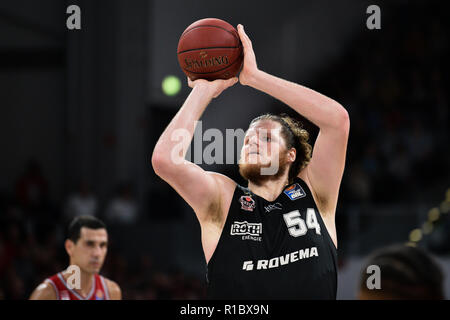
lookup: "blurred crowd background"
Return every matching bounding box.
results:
[0,0,449,299]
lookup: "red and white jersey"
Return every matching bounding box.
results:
[45,272,110,300]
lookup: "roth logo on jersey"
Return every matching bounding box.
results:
[231,221,262,241]
[284,183,306,200]
[242,246,319,271]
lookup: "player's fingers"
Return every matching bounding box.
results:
[238,24,253,50]
[227,77,239,87]
[187,77,193,87]
[237,24,247,44]
[217,77,238,89]
[213,77,238,97]
[237,24,247,38]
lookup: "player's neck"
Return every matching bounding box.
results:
[79,270,95,297]
[248,174,290,202]
[62,266,95,298]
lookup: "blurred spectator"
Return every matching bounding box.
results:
[404,119,433,163]
[345,164,371,202]
[426,213,450,255]
[387,143,412,182]
[15,159,49,211]
[63,181,98,223]
[105,183,139,225]
[357,244,445,300]
[3,269,26,300]
[311,2,449,205]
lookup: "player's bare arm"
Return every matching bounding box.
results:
[29,282,57,300]
[151,76,238,262]
[105,278,122,300]
[237,24,350,222]
[151,78,238,221]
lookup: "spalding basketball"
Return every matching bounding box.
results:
[177,18,243,81]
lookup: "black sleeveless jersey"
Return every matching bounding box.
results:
[206,176,338,300]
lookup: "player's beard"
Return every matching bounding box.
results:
[239,151,289,186]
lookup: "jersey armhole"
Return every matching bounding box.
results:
[206,184,239,269]
[99,276,111,300]
[294,176,338,253]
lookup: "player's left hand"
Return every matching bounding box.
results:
[237,24,259,86]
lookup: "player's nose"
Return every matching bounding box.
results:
[92,245,103,256]
[247,134,259,147]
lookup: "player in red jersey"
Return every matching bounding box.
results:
[29,215,121,300]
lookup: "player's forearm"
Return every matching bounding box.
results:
[152,85,214,169]
[248,70,349,130]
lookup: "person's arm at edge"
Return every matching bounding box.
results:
[106,279,122,300]
[29,282,57,300]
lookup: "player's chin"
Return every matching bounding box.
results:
[90,267,102,274]
[87,263,102,273]
[239,162,264,177]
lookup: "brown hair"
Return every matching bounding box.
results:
[249,113,312,184]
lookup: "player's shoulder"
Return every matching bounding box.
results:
[102,277,122,300]
[29,280,57,300]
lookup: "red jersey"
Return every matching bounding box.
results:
[45,272,110,300]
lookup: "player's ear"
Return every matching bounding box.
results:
[65,239,75,256]
[288,148,296,163]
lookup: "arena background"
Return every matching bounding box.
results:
[0,0,449,299]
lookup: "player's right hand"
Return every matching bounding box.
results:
[187,77,238,99]
[237,24,258,86]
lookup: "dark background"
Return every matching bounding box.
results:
[0,0,449,299]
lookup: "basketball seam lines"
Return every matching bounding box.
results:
[180,25,240,42]
[177,46,240,54]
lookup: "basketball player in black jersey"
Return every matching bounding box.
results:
[152,24,349,299]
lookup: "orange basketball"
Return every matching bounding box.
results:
[177,18,243,81]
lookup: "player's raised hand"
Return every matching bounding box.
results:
[187,76,238,99]
[237,24,259,86]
